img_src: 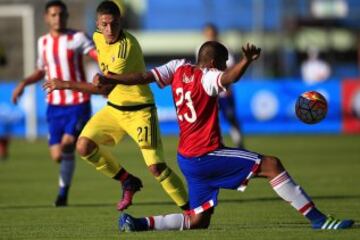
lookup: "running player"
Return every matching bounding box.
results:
[11,0,97,207]
[94,41,354,231]
[43,0,188,212]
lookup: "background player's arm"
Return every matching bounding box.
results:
[87,49,98,62]
[12,69,45,104]
[93,72,155,86]
[43,78,113,95]
[220,43,261,87]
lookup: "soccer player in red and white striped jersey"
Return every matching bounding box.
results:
[95,41,354,231]
[12,0,98,207]
[37,29,94,105]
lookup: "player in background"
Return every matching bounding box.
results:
[94,41,354,231]
[301,47,331,85]
[11,0,98,207]
[43,0,188,212]
[196,23,244,148]
[0,43,10,160]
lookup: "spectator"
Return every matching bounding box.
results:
[0,43,12,160]
[301,48,331,85]
[0,103,23,160]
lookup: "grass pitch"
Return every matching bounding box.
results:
[0,135,359,239]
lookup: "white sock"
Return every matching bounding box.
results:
[270,171,314,215]
[59,153,75,188]
[146,213,190,231]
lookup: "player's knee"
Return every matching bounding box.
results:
[76,137,97,157]
[148,163,167,177]
[51,152,62,163]
[61,134,75,149]
[190,212,212,229]
[190,219,210,229]
[62,143,75,153]
[263,156,284,177]
[271,156,285,173]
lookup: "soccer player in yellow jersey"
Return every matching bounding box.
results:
[44,0,188,211]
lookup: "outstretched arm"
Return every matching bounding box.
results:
[92,72,155,87]
[43,78,114,95]
[220,43,261,87]
[12,69,45,104]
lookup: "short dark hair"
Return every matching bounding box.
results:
[96,1,121,17]
[198,41,228,64]
[45,0,67,13]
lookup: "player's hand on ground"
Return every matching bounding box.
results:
[242,43,261,62]
[11,83,25,104]
[43,78,67,93]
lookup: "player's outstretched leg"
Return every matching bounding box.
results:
[119,213,146,232]
[312,215,354,230]
[119,212,191,232]
[118,209,213,232]
[258,155,354,230]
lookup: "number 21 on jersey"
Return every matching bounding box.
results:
[175,87,197,123]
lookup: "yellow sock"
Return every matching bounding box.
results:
[82,146,122,178]
[156,167,188,207]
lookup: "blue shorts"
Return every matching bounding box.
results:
[47,102,91,146]
[178,147,262,215]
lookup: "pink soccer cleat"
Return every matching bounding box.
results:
[117,175,143,211]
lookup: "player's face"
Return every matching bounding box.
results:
[97,14,122,44]
[45,6,68,32]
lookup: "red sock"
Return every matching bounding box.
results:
[113,168,129,184]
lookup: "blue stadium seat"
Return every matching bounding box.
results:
[143,0,359,30]
[143,0,282,31]
[333,63,359,79]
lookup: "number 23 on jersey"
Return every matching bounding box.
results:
[175,87,197,123]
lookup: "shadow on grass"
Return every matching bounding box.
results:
[1,194,360,210]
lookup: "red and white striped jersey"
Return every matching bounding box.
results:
[152,59,226,157]
[37,29,94,105]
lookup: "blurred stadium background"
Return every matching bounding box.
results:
[0,0,360,138]
[0,1,360,239]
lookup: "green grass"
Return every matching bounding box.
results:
[0,135,359,239]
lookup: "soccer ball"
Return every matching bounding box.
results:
[295,91,328,124]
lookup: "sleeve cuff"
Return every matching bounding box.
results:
[151,68,165,88]
[217,72,227,92]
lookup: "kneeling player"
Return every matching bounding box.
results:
[95,41,354,231]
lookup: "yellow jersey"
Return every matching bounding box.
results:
[93,30,154,106]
